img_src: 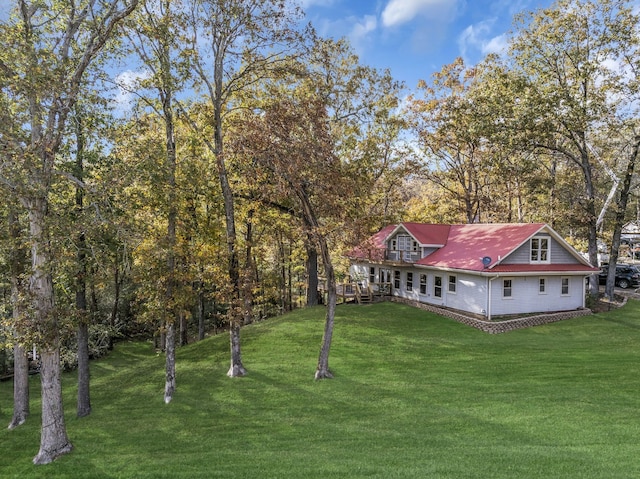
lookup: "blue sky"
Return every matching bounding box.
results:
[300,0,554,90]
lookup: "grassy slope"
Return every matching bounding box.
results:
[2,301,640,478]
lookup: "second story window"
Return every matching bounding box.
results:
[397,235,418,251]
[530,236,549,263]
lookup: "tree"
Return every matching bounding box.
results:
[0,0,138,464]
[70,104,91,418]
[506,0,640,295]
[123,0,189,403]
[231,93,349,379]
[604,133,640,299]
[183,0,308,377]
[408,58,504,224]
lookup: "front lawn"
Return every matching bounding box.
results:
[2,301,640,478]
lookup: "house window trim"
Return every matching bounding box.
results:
[434,275,442,298]
[530,236,550,264]
[406,272,413,292]
[419,274,427,295]
[369,267,376,284]
[396,234,418,252]
[538,277,547,295]
[393,270,401,290]
[503,278,513,299]
[561,276,570,296]
[380,268,390,284]
[448,274,457,294]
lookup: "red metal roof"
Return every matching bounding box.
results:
[347,224,396,261]
[489,264,597,274]
[348,222,598,273]
[393,223,451,246]
[418,223,545,271]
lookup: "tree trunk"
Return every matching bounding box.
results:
[163,80,180,396]
[29,197,73,464]
[8,206,29,429]
[213,93,246,377]
[315,238,336,380]
[75,114,91,418]
[306,244,319,307]
[33,349,73,464]
[109,255,121,351]
[571,139,600,298]
[76,319,91,417]
[243,211,255,325]
[605,136,640,299]
[296,191,336,380]
[164,321,176,403]
[227,323,246,377]
[279,235,287,311]
[180,313,188,346]
[197,279,205,341]
[9,345,29,430]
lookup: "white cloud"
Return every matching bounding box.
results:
[457,19,507,60]
[112,69,151,110]
[350,14,377,44]
[298,0,336,8]
[381,0,458,28]
[482,34,508,55]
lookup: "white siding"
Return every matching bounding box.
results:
[350,263,370,283]
[350,263,585,317]
[505,236,578,264]
[489,275,584,316]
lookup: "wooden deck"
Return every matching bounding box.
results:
[321,281,392,304]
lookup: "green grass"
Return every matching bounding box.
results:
[3,301,640,478]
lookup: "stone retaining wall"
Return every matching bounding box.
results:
[390,297,593,334]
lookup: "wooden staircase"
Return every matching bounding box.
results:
[356,283,373,304]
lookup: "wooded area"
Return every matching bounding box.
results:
[1,0,639,465]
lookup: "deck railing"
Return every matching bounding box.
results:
[385,250,420,263]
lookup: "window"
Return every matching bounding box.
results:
[434,276,442,298]
[503,279,512,298]
[394,270,401,289]
[420,274,427,295]
[561,277,569,295]
[406,272,413,291]
[539,278,546,294]
[379,269,391,294]
[397,235,418,252]
[369,267,376,284]
[531,236,550,263]
[448,275,457,293]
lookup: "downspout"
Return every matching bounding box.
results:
[487,275,500,321]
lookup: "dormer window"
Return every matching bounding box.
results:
[396,235,418,252]
[530,236,549,263]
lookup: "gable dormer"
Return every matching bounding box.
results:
[384,223,450,263]
[530,234,550,264]
[387,229,420,262]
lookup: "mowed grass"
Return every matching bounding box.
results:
[2,300,640,478]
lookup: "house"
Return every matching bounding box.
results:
[348,223,599,319]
